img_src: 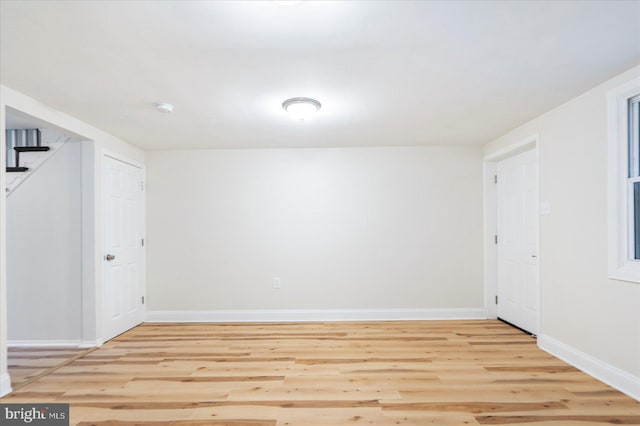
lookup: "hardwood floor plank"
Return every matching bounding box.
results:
[381,401,569,414]
[2,320,638,426]
[476,415,640,424]
[485,366,579,374]
[295,357,433,364]
[130,376,285,383]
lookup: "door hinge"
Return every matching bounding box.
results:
[141,296,145,304]
[495,295,498,304]
[494,235,498,244]
[494,174,498,184]
[141,181,145,191]
[141,238,145,247]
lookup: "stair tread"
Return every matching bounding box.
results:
[6,167,29,172]
[14,146,50,152]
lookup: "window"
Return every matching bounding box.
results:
[608,78,640,283]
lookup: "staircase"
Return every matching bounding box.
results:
[5,128,70,195]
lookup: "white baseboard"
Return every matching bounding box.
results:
[79,339,103,349]
[538,334,640,401]
[145,308,487,323]
[8,340,84,348]
[0,373,12,398]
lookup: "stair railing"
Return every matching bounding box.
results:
[5,129,50,173]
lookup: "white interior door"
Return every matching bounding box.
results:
[103,155,144,341]
[496,148,538,334]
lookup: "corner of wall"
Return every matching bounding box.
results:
[0,373,12,398]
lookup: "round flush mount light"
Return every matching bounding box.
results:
[282,97,321,121]
[154,102,174,113]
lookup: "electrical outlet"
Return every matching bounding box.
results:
[273,277,282,289]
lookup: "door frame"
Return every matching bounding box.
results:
[100,150,146,341]
[483,134,540,334]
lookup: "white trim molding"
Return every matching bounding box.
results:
[7,340,88,348]
[539,334,640,401]
[146,308,487,323]
[103,149,146,170]
[0,373,12,398]
[484,134,538,162]
[607,76,640,283]
[79,339,103,349]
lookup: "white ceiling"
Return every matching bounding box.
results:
[1,0,639,150]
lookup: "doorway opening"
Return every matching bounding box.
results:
[4,108,92,390]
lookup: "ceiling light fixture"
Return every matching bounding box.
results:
[154,102,174,113]
[282,97,321,121]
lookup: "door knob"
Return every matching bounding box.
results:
[105,254,116,261]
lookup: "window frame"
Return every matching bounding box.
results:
[608,77,640,283]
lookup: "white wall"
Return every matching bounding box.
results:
[0,86,8,394]
[146,146,484,318]
[484,66,640,390]
[7,141,82,341]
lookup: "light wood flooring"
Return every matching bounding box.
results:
[2,320,639,425]
[8,346,92,389]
